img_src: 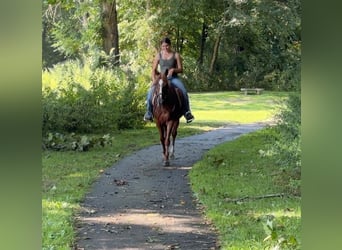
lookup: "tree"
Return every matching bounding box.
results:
[101,0,120,66]
[42,0,120,67]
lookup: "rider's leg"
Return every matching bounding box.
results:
[144,85,155,122]
[169,77,194,123]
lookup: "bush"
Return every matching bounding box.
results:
[272,92,301,195]
[42,132,112,151]
[42,60,147,136]
[276,92,301,168]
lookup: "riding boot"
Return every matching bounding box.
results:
[181,93,194,123]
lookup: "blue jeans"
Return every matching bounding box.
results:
[146,76,190,115]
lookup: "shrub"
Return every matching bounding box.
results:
[42,60,147,136]
[42,132,112,151]
[276,92,301,169]
[271,92,301,195]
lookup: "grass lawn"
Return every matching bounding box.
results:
[189,91,286,124]
[189,128,301,249]
[42,91,298,249]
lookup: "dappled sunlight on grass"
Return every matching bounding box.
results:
[42,199,74,212]
[253,207,301,219]
[187,91,284,125]
[192,110,275,123]
[189,91,287,112]
[67,172,85,178]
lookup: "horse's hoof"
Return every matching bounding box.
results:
[163,160,170,166]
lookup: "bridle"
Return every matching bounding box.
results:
[157,78,169,106]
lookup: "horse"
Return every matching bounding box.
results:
[152,69,183,166]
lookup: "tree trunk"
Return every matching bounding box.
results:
[209,34,221,74]
[102,0,119,66]
[176,26,180,52]
[198,23,208,65]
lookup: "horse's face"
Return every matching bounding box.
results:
[156,72,170,104]
[159,71,169,87]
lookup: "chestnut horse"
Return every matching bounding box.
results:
[152,70,183,166]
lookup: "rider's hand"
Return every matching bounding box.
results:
[167,68,174,78]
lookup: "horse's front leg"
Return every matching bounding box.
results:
[163,137,170,166]
[163,125,173,166]
[169,121,179,159]
[169,143,174,159]
[157,125,168,164]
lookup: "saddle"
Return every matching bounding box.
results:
[152,80,183,111]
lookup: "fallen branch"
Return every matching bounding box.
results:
[225,193,286,203]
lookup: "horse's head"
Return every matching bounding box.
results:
[157,69,170,105]
[161,68,169,82]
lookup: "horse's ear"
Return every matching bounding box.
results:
[164,68,169,77]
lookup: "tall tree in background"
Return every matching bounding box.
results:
[198,23,208,65]
[42,0,120,68]
[43,0,101,61]
[102,0,120,66]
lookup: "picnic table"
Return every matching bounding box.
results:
[240,88,264,95]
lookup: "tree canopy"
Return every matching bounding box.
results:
[42,0,301,91]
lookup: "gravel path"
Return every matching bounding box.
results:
[75,123,268,250]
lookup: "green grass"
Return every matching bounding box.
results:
[189,128,301,249]
[190,91,288,125]
[42,91,293,249]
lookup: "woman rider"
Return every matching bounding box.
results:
[143,37,195,123]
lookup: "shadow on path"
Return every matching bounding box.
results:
[75,123,268,250]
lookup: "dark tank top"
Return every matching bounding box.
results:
[159,52,178,76]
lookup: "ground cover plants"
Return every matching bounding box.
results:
[42,91,297,249]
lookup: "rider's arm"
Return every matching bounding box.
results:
[168,52,183,77]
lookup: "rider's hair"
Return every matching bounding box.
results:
[160,37,171,45]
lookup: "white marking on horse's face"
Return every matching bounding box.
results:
[158,79,163,95]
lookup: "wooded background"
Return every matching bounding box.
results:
[42,0,301,92]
